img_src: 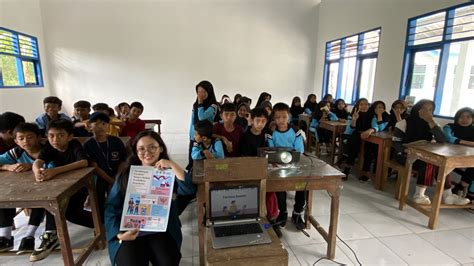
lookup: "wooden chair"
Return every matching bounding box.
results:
[382,159,406,200]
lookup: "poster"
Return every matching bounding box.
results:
[120,166,175,232]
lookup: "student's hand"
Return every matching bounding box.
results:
[203,149,214,159]
[35,168,58,181]
[5,163,32,172]
[352,108,359,120]
[117,229,139,242]
[418,108,434,124]
[223,139,233,153]
[155,159,172,170]
[375,108,384,116]
[339,119,347,123]
[269,121,277,131]
[197,90,206,104]
[360,129,374,140]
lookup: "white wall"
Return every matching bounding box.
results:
[39,0,320,133]
[313,0,466,109]
[0,0,51,121]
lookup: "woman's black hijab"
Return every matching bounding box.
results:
[332,98,349,119]
[404,99,435,143]
[290,97,304,118]
[351,98,372,132]
[450,107,474,141]
[193,80,217,123]
[303,94,317,113]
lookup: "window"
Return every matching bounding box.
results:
[400,3,474,118]
[322,28,381,103]
[0,27,43,88]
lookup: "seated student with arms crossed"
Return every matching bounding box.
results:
[238,108,281,236]
[192,120,225,160]
[72,100,92,137]
[105,131,194,266]
[0,112,25,154]
[212,103,244,157]
[267,103,306,231]
[443,107,474,201]
[35,96,71,136]
[84,112,127,220]
[0,123,49,254]
[29,119,94,262]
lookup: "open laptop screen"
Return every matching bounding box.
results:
[209,186,259,221]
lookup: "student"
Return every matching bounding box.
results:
[29,119,94,262]
[338,99,388,181]
[392,100,469,205]
[213,103,244,157]
[235,103,251,130]
[290,96,304,126]
[121,102,145,140]
[84,112,127,220]
[219,94,231,106]
[322,94,334,108]
[255,92,272,109]
[187,80,218,170]
[93,103,124,137]
[0,123,47,254]
[267,103,306,230]
[239,108,270,156]
[105,131,193,266]
[0,112,25,154]
[240,96,252,107]
[117,102,130,121]
[388,99,408,131]
[72,100,92,137]
[35,96,71,136]
[331,99,349,122]
[233,94,242,105]
[310,101,336,150]
[443,107,474,201]
[191,120,224,160]
[303,94,317,115]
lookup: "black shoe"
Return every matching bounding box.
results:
[272,224,283,238]
[358,175,369,182]
[276,212,288,228]
[17,236,35,255]
[291,213,306,230]
[342,167,350,181]
[29,232,59,262]
[0,237,13,253]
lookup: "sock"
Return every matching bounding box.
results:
[45,230,57,235]
[0,227,12,239]
[415,186,426,196]
[25,225,38,238]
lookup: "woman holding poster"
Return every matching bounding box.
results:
[105,131,194,266]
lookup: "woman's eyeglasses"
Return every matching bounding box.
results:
[137,145,160,155]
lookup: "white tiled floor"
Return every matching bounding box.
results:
[4,133,474,265]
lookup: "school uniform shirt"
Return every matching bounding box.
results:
[39,139,88,167]
[212,123,244,157]
[191,139,225,160]
[120,118,145,140]
[72,117,93,137]
[267,125,304,153]
[188,103,218,140]
[239,128,271,156]
[34,113,71,134]
[0,145,54,167]
[84,136,127,177]
[108,117,122,137]
[0,139,10,154]
[443,123,474,144]
[343,116,388,135]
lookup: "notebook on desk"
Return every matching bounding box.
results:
[209,185,272,249]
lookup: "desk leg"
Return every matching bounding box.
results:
[399,155,415,210]
[50,202,75,266]
[374,140,384,190]
[381,141,391,192]
[197,184,205,266]
[330,129,337,164]
[327,182,340,259]
[428,164,451,229]
[305,190,313,229]
[86,179,105,249]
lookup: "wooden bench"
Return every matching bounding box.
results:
[382,159,405,200]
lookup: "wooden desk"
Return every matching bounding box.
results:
[318,121,347,164]
[0,168,105,265]
[358,131,393,190]
[193,157,344,265]
[399,143,474,229]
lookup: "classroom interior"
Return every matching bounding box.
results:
[0,0,473,265]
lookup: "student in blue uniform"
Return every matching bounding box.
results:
[192,120,225,160]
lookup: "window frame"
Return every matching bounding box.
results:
[399,2,474,119]
[322,27,381,104]
[0,27,44,89]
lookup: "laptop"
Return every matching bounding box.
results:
[209,185,272,249]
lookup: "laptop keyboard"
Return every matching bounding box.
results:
[214,223,263,237]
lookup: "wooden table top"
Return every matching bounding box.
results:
[406,142,474,159]
[0,167,94,203]
[320,120,347,127]
[193,156,344,184]
[368,131,393,140]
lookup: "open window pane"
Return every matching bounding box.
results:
[340,57,356,103]
[439,40,474,116]
[359,58,377,102]
[408,50,441,103]
[327,62,339,96]
[0,55,20,86]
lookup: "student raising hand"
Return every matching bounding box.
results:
[352,108,360,120]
